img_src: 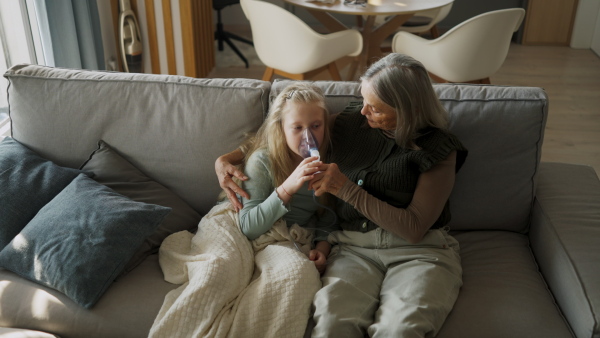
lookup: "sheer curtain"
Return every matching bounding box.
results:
[33,0,105,70]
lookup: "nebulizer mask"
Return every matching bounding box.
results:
[291,128,337,254]
[298,128,320,161]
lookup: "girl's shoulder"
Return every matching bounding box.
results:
[245,148,271,171]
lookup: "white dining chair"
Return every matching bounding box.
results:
[399,3,453,38]
[240,0,362,81]
[374,2,453,39]
[392,8,526,84]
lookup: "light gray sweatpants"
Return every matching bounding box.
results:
[311,228,462,338]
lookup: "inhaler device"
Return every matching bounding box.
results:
[299,128,320,160]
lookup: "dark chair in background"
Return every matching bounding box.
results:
[213,0,254,68]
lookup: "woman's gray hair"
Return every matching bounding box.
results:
[360,53,448,149]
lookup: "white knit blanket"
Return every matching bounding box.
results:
[149,202,321,338]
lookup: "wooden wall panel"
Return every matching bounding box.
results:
[180,0,196,77]
[522,0,579,45]
[161,0,177,74]
[144,0,160,74]
[197,1,215,77]
[179,0,215,77]
[112,0,215,77]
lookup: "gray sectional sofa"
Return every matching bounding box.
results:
[1,64,599,338]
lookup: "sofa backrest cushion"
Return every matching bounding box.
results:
[5,64,270,215]
[272,80,548,233]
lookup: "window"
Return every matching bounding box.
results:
[0,0,41,139]
[0,0,106,139]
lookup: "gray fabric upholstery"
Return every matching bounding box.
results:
[0,174,171,308]
[531,162,600,338]
[0,327,59,337]
[0,137,88,249]
[80,140,202,274]
[5,64,270,215]
[3,65,595,338]
[439,231,573,338]
[0,254,177,338]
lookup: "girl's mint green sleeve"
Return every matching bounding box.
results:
[238,150,289,240]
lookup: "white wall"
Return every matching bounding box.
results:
[592,7,600,56]
[570,0,600,50]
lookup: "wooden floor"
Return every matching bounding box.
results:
[208,41,600,174]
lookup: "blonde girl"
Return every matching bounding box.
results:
[238,82,337,272]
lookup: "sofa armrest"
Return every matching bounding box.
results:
[530,162,600,338]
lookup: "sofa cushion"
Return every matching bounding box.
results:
[80,140,202,274]
[0,328,59,338]
[0,137,88,250]
[530,162,600,338]
[271,79,363,115]
[0,174,171,308]
[435,84,548,232]
[0,254,179,338]
[437,231,573,338]
[5,64,270,215]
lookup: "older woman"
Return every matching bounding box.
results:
[216,53,468,337]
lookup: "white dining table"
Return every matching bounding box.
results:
[283,0,454,78]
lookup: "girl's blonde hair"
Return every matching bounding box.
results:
[360,53,449,149]
[241,82,331,187]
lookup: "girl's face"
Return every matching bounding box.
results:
[360,80,397,131]
[282,101,326,162]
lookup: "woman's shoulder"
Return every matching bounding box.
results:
[334,101,365,128]
[415,127,468,172]
[418,127,463,148]
[341,101,363,114]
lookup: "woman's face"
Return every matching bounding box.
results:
[282,101,326,161]
[360,80,397,130]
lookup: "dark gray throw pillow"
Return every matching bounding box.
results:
[0,174,171,308]
[0,137,89,249]
[80,140,202,274]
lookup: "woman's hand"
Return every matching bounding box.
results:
[280,156,322,196]
[309,163,349,197]
[215,154,249,212]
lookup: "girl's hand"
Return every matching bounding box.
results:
[309,163,349,197]
[310,241,331,274]
[215,154,249,212]
[280,156,322,195]
[309,249,328,274]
